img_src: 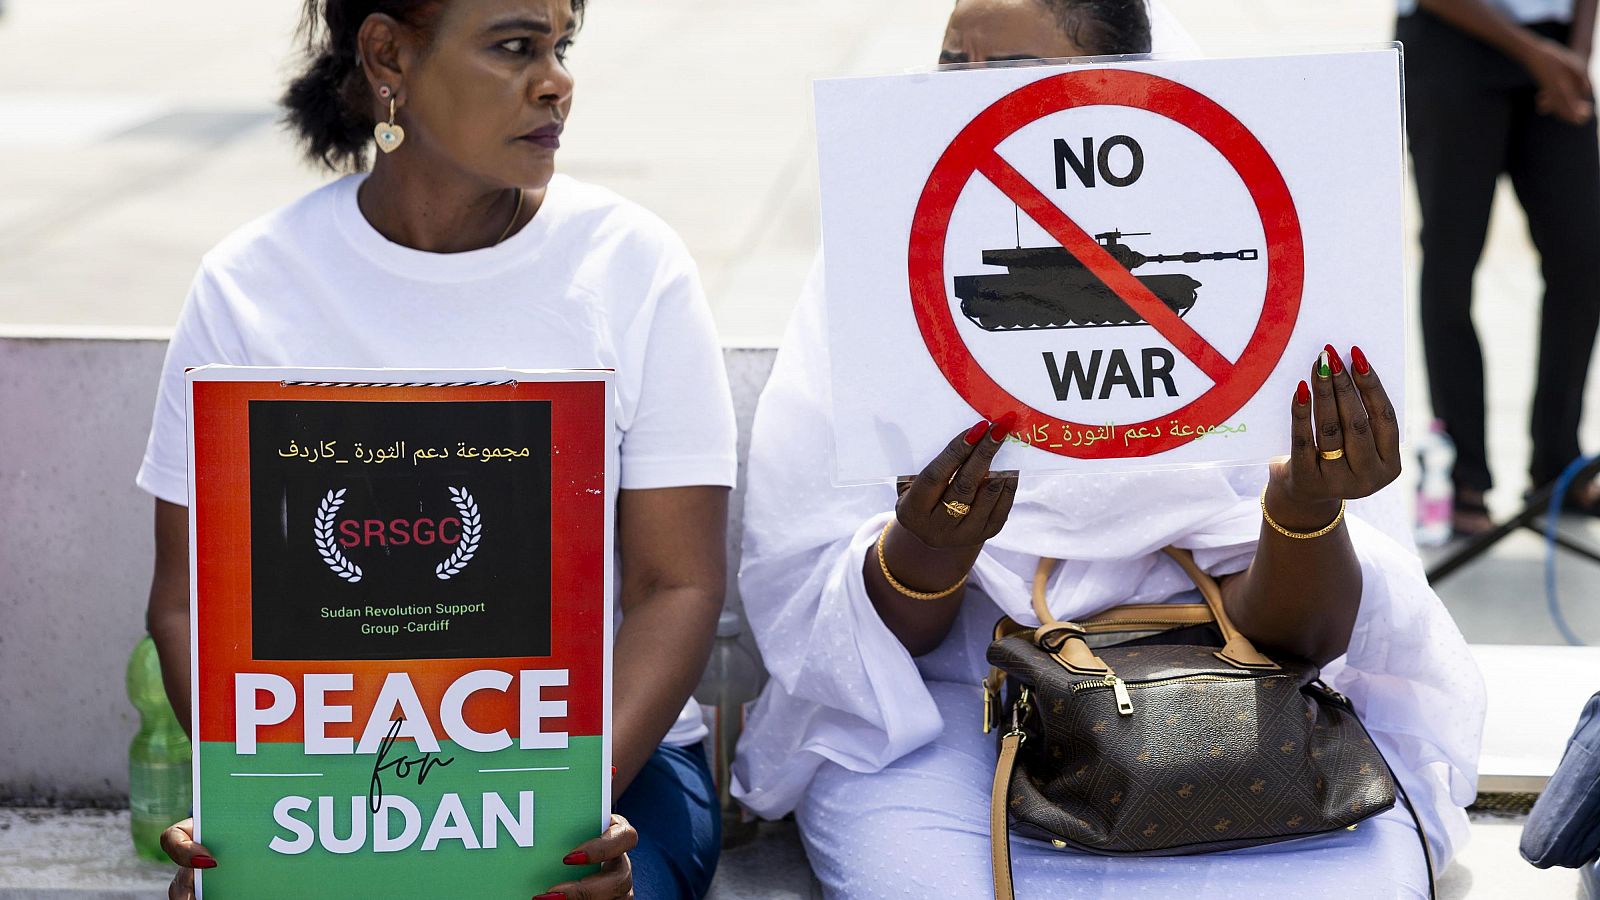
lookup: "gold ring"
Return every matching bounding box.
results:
[1319,448,1345,461]
[943,500,972,518]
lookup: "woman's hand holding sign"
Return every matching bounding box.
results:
[899,412,1021,549]
[866,345,1403,665]
[865,414,1020,656]
[1223,344,1400,667]
[160,818,212,900]
[536,814,638,900]
[160,814,639,900]
[1269,344,1402,528]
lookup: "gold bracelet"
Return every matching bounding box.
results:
[876,522,969,600]
[1259,486,1346,540]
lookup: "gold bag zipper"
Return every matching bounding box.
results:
[1069,672,1277,716]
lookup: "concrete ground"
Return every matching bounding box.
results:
[1,0,1598,897]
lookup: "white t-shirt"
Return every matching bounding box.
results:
[137,172,736,746]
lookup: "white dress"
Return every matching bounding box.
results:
[730,261,1484,899]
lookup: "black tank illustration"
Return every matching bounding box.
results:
[952,230,1259,331]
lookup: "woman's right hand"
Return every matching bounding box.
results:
[895,413,1020,550]
[870,413,1017,650]
[868,414,1020,655]
[159,818,215,900]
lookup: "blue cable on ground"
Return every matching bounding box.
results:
[1544,455,1597,647]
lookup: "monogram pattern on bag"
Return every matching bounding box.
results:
[988,635,1397,854]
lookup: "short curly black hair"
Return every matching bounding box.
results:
[1043,0,1152,56]
[282,0,587,172]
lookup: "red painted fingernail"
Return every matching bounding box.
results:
[533,894,567,900]
[191,854,217,870]
[610,765,616,776]
[991,411,1018,441]
[1295,380,1310,405]
[1323,344,1344,376]
[964,420,990,445]
[563,850,590,865]
[1350,345,1370,375]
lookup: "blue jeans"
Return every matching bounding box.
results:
[615,742,720,899]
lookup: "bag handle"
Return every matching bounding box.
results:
[1158,547,1278,669]
[1030,548,1277,671]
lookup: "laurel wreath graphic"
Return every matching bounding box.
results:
[313,488,363,583]
[436,486,481,580]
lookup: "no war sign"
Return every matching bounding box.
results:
[814,49,1405,482]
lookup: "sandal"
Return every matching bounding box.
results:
[1555,478,1600,517]
[1451,489,1495,538]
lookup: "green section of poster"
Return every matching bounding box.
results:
[196,737,603,898]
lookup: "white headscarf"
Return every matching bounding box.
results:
[732,256,1484,865]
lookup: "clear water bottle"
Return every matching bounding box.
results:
[127,635,192,861]
[695,610,763,848]
[1415,419,1455,547]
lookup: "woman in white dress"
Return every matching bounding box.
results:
[732,2,1484,898]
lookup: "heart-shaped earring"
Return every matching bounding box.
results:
[374,97,405,153]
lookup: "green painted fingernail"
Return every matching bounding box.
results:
[1317,351,1331,379]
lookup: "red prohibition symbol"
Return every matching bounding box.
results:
[907,68,1304,459]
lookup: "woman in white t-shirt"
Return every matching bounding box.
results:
[139,2,736,898]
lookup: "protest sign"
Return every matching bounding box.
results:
[814,49,1405,482]
[187,367,611,898]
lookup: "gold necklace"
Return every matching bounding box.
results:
[494,188,525,245]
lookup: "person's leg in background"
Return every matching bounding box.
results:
[1401,11,1517,533]
[614,742,720,899]
[1504,41,1600,499]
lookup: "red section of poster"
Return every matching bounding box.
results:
[191,377,608,745]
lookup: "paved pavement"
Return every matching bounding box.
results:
[0,0,948,342]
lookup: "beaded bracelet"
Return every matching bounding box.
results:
[876,522,968,600]
[1259,486,1346,540]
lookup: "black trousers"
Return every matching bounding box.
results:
[1399,11,1600,492]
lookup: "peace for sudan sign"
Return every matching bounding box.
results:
[186,367,612,898]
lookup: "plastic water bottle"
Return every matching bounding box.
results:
[1415,420,1455,547]
[127,635,192,861]
[695,610,764,848]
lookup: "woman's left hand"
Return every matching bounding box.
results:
[1269,345,1401,527]
[534,813,637,900]
[158,818,216,900]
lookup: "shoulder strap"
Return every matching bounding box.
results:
[1394,771,1438,899]
[990,731,1020,900]
[1319,683,1436,898]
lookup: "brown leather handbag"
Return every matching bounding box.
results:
[982,547,1434,900]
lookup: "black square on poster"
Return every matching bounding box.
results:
[247,399,552,661]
